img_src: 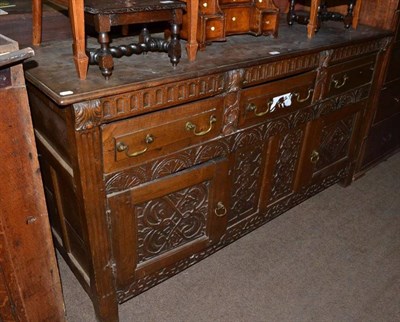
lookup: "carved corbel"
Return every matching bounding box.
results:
[73,99,103,131]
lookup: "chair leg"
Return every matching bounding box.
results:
[185,0,198,61]
[32,0,42,45]
[307,0,321,38]
[68,0,89,80]
[352,0,362,29]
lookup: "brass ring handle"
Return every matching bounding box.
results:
[310,150,320,164]
[247,99,273,117]
[214,201,227,217]
[186,115,217,136]
[116,134,154,157]
[293,88,314,103]
[394,97,400,103]
[332,74,349,89]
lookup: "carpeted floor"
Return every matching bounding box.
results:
[58,152,400,322]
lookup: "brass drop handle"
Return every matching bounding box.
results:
[293,88,314,103]
[186,115,217,136]
[332,74,349,89]
[116,134,154,157]
[247,99,273,117]
[310,150,320,164]
[214,201,227,217]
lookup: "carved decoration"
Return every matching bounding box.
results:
[330,38,385,63]
[243,53,320,87]
[316,116,354,171]
[136,182,209,263]
[223,69,245,135]
[116,165,352,302]
[101,74,225,121]
[315,85,370,117]
[73,100,102,131]
[229,146,263,224]
[269,128,304,202]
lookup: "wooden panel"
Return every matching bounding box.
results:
[109,158,230,290]
[375,79,400,122]
[363,113,400,166]
[359,0,399,30]
[0,36,65,321]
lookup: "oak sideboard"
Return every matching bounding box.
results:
[25,21,391,321]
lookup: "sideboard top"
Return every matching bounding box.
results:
[24,20,391,106]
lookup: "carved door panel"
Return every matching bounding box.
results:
[296,101,365,188]
[263,125,307,206]
[108,158,230,291]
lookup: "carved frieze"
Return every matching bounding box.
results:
[242,53,320,87]
[330,38,386,63]
[100,74,225,121]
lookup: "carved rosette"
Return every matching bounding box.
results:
[73,99,102,131]
[223,69,245,135]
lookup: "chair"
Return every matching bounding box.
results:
[287,0,363,38]
[32,0,199,80]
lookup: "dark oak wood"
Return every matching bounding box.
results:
[0,35,65,322]
[25,21,391,321]
[354,0,400,175]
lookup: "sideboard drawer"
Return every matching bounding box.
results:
[102,96,224,173]
[325,54,376,98]
[239,71,316,128]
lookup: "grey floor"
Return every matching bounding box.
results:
[58,152,400,322]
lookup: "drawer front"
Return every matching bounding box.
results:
[204,17,225,41]
[374,79,400,123]
[199,0,220,14]
[239,71,316,128]
[326,54,376,98]
[225,7,250,34]
[102,96,224,173]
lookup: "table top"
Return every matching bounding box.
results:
[24,19,391,106]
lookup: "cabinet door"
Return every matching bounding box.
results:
[296,101,365,188]
[108,158,230,290]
